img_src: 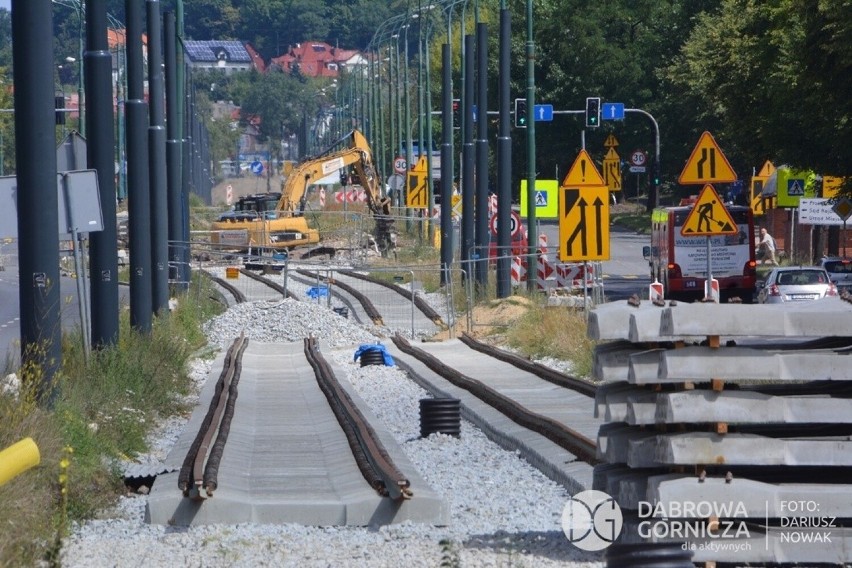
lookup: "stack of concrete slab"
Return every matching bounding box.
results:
[588,297,852,564]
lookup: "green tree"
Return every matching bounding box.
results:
[663,0,852,182]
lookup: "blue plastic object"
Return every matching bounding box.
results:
[353,343,395,366]
[305,286,329,300]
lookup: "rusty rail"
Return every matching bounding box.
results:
[178,335,248,498]
[391,334,598,464]
[303,336,412,500]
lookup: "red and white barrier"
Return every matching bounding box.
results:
[649,280,664,302]
[511,256,525,286]
[334,189,365,204]
[556,262,596,289]
[536,234,556,290]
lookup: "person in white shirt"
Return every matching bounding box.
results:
[758,228,777,265]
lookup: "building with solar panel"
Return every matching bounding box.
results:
[183,40,261,74]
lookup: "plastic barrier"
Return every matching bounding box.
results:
[0,437,41,487]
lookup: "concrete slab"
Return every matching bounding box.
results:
[628,345,852,384]
[646,473,852,517]
[594,382,636,421]
[593,340,638,382]
[626,348,666,383]
[626,432,852,467]
[658,297,852,338]
[587,300,665,341]
[146,341,448,526]
[618,516,852,564]
[594,383,656,424]
[657,389,852,424]
[597,423,656,465]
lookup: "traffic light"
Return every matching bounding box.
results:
[585,97,601,128]
[652,162,661,186]
[452,99,460,130]
[514,98,528,128]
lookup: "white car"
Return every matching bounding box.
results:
[819,257,852,292]
[756,266,838,304]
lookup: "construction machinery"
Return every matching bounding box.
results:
[210,130,394,254]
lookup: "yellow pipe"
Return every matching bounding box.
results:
[0,437,41,487]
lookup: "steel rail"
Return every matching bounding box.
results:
[303,337,412,500]
[391,334,599,464]
[337,269,444,325]
[178,335,248,498]
[200,269,247,304]
[458,332,598,397]
[296,269,384,325]
[238,267,299,299]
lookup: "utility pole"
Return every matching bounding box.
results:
[525,0,537,292]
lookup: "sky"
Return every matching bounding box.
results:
[0,1,9,11]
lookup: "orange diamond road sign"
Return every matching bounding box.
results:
[680,184,738,236]
[561,149,606,187]
[678,131,737,185]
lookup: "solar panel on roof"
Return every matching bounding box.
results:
[183,40,251,63]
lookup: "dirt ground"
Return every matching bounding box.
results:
[431,295,533,342]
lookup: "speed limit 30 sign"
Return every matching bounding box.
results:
[393,156,407,174]
[630,150,647,167]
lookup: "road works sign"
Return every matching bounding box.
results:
[750,160,775,215]
[559,185,610,261]
[680,184,738,236]
[406,156,429,209]
[561,149,606,187]
[559,150,610,261]
[678,131,737,185]
[603,147,622,192]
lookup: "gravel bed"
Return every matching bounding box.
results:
[60,295,605,568]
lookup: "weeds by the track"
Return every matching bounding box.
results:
[0,274,224,567]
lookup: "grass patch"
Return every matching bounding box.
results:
[610,202,652,234]
[504,299,595,378]
[0,274,223,567]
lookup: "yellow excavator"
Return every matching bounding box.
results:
[210,130,394,253]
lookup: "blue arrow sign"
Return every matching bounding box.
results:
[602,102,625,121]
[534,104,554,121]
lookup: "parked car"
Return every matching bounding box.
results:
[819,257,852,292]
[756,266,838,304]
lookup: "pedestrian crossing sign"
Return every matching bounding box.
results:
[535,191,547,206]
[680,184,738,236]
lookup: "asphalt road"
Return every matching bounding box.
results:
[536,220,651,301]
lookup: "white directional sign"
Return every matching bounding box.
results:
[800,198,852,226]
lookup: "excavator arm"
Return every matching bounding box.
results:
[277,130,390,218]
[278,130,395,251]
